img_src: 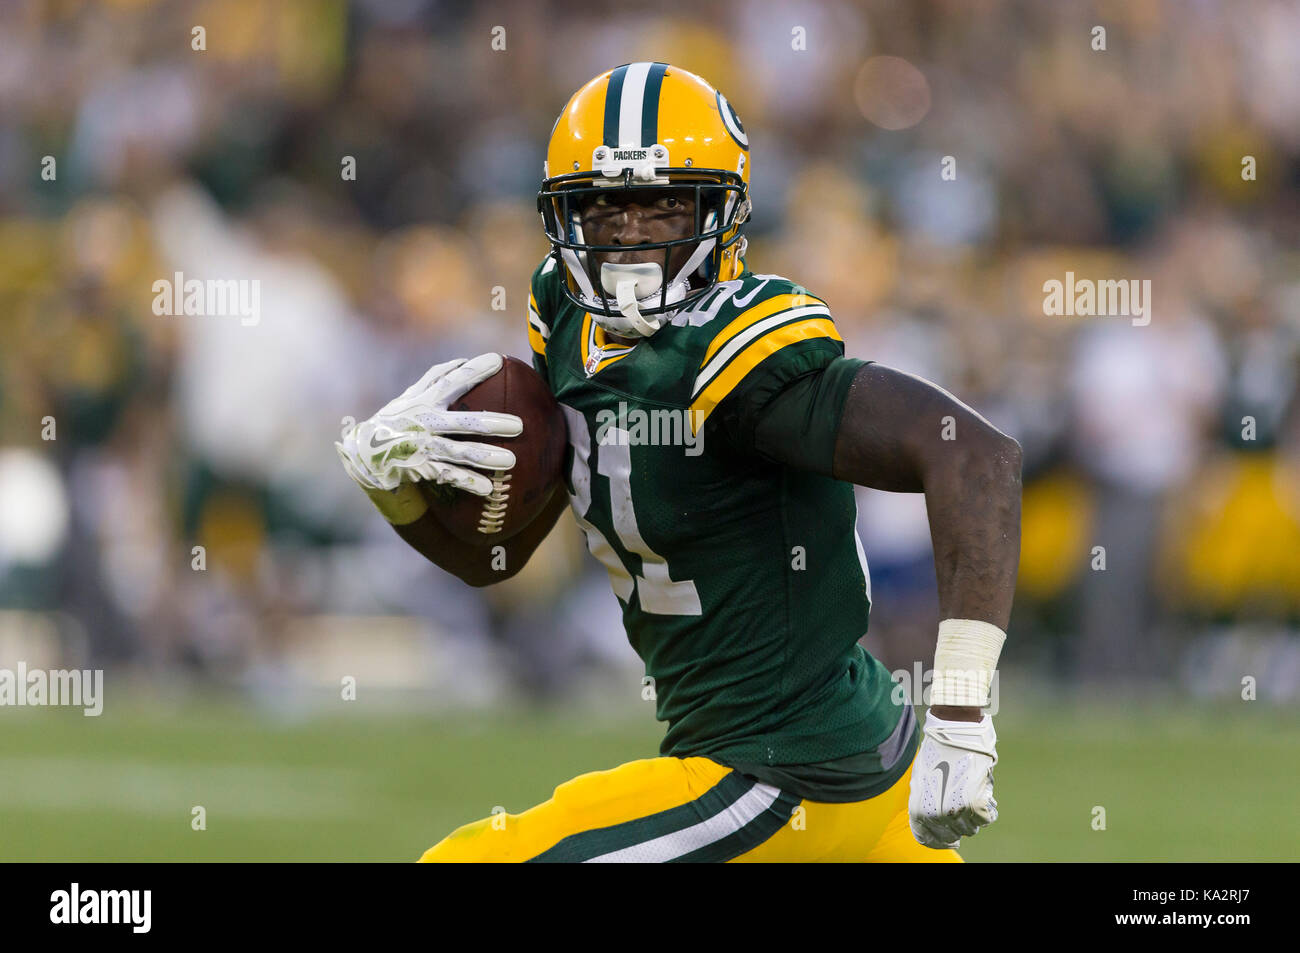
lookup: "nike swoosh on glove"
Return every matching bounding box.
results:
[908,710,998,849]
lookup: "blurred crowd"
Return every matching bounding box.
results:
[1,0,1298,706]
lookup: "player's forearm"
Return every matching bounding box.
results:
[390,503,499,587]
[362,482,497,586]
[369,481,568,587]
[920,435,1020,720]
[832,364,1022,719]
[833,363,1021,619]
[916,425,1021,629]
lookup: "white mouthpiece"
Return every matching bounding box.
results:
[601,261,663,300]
[600,262,664,336]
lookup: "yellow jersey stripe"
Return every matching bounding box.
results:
[594,350,633,372]
[694,304,832,399]
[580,312,635,375]
[700,292,828,366]
[595,343,634,369]
[690,317,842,433]
[527,293,549,357]
[592,322,633,354]
[528,322,547,357]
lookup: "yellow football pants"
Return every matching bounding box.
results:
[419,751,962,862]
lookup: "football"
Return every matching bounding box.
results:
[421,355,567,543]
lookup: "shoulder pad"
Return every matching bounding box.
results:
[683,273,841,430]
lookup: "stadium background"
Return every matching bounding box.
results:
[1,0,1297,860]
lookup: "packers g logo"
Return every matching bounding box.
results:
[717,91,748,149]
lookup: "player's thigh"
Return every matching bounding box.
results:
[727,794,895,861]
[419,755,735,862]
[733,754,962,863]
[863,804,963,862]
[861,754,963,863]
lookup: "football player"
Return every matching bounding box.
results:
[338,63,1022,862]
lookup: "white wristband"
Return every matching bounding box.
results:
[930,618,1006,708]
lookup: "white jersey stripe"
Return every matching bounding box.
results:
[584,781,782,863]
[691,304,831,399]
[852,488,872,603]
[528,305,550,340]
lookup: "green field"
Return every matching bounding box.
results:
[1,683,1295,861]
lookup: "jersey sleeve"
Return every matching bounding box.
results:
[689,284,852,463]
[525,257,558,382]
[748,355,869,475]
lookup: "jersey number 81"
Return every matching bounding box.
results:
[561,405,702,616]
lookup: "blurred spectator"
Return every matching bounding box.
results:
[1,0,1297,703]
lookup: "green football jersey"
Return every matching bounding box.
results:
[526,256,917,801]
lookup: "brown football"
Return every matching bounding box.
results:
[420,355,568,544]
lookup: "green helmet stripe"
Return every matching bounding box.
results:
[640,62,668,147]
[603,64,629,148]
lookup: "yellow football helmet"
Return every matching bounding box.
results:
[538,62,751,335]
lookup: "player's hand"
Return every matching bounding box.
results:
[908,710,998,849]
[336,353,522,497]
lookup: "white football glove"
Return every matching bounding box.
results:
[336,353,522,498]
[908,710,998,849]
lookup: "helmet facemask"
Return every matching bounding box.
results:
[538,167,749,337]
